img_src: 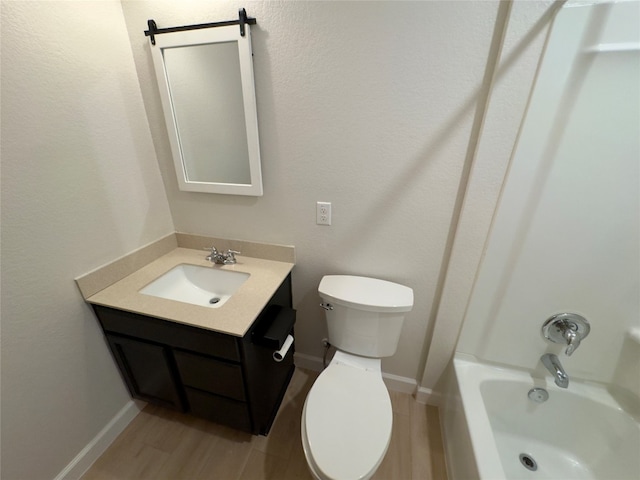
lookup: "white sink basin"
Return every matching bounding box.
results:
[139,264,249,308]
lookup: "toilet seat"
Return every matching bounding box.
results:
[302,355,392,480]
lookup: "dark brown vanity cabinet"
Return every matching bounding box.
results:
[93,275,295,436]
[106,334,186,411]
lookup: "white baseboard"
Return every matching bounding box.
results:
[54,400,144,480]
[294,353,418,394]
[382,371,417,394]
[294,352,324,372]
[415,386,443,406]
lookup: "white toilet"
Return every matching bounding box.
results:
[301,275,414,480]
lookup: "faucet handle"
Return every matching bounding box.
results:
[204,245,219,262]
[224,249,240,264]
[542,313,590,356]
[563,328,580,356]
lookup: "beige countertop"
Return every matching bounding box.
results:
[86,247,294,337]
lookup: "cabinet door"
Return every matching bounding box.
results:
[106,334,185,411]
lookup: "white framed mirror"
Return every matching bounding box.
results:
[149,24,263,196]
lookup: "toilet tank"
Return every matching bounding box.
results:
[318,275,414,358]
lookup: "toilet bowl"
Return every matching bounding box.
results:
[301,351,392,480]
[301,275,413,480]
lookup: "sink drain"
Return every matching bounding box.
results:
[519,453,538,471]
[209,297,221,305]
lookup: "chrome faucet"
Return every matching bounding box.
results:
[205,246,240,265]
[541,353,569,388]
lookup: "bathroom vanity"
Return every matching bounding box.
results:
[76,235,296,436]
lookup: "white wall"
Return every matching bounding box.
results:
[121,0,501,380]
[1,1,174,478]
[457,1,640,389]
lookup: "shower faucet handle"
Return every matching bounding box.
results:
[542,313,590,356]
[564,327,580,356]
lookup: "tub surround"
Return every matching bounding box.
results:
[76,233,295,337]
[439,1,640,476]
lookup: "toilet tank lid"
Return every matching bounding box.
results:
[318,275,414,312]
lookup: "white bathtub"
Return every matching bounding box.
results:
[442,354,640,480]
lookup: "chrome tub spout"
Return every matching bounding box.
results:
[541,353,569,388]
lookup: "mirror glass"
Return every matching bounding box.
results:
[150,25,263,196]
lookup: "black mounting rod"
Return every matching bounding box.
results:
[145,8,256,45]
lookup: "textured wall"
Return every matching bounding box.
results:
[421,0,558,393]
[0,1,174,478]
[122,0,500,380]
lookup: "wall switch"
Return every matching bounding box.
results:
[316,201,332,225]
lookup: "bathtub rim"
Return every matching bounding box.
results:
[452,352,640,480]
[453,353,506,480]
